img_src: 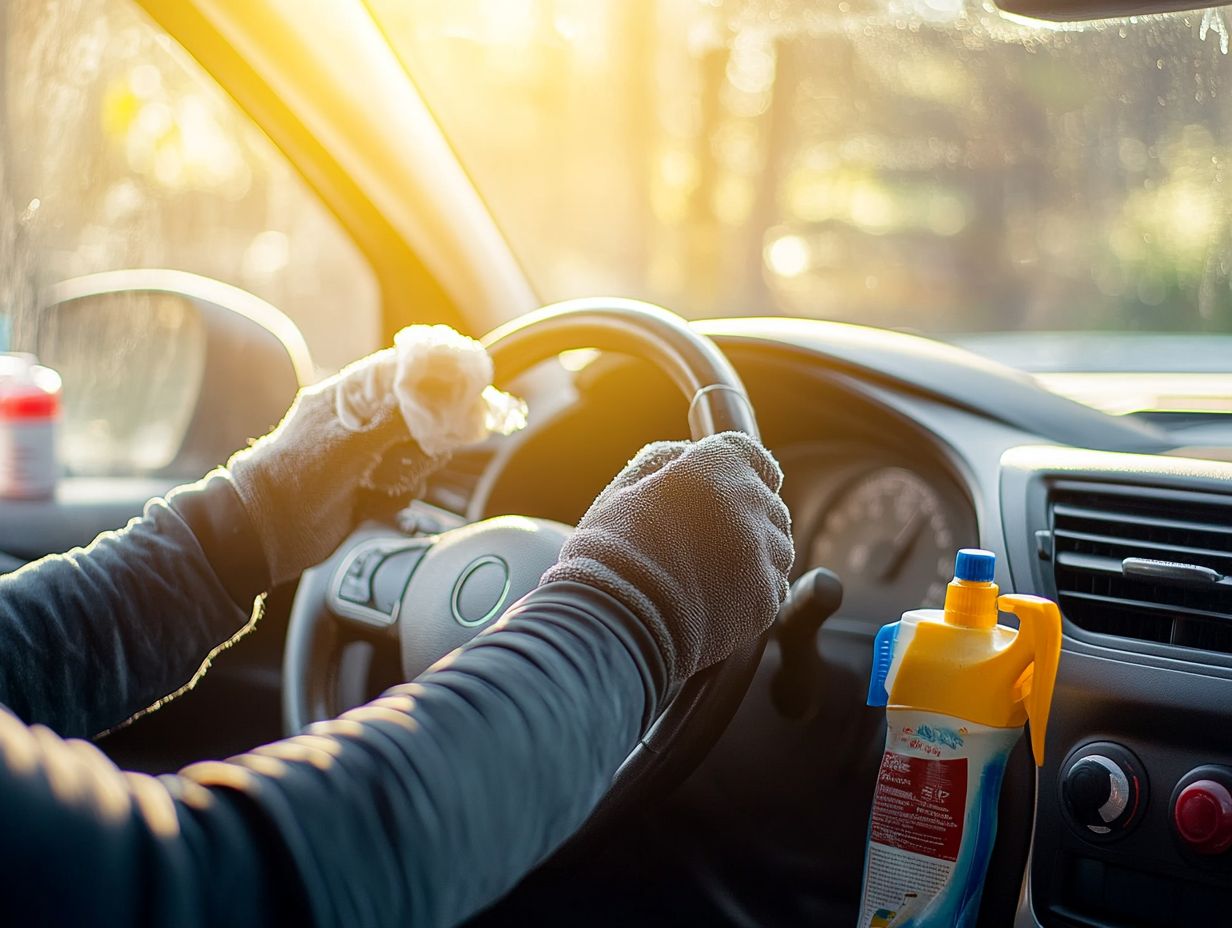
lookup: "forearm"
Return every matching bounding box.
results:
[208,582,663,928]
[0,707,304,928]
[0,472,268,737]
[0,582,661,928]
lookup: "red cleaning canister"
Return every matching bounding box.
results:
[0,354,62,499]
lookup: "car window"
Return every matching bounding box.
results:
[1,0,379,377]
[374,0,1232,339]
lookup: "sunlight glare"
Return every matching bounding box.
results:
[765,234,810,278]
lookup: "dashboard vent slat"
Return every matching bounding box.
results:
[1051,502,1232,539]
[1050,485,1232,656]
[1054,529,1232,563]
[1059,590,1232,625]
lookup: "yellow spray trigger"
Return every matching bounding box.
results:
[881,554,1064,763]
[998,594,1062,767]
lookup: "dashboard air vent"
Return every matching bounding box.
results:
[1049,485,1232,654]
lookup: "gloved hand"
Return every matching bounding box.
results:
[540,432,795,687]
[226,325,525,588]
[226,349,442,587]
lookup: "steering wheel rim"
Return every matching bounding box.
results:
[483,297,758,440]
[284,298,768,834]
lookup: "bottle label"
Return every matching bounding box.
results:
[0,419,59,499]
[857,709,1018,928]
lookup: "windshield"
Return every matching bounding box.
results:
[373,0,1232,339]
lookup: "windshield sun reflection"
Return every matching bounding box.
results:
[373,0,1232,348]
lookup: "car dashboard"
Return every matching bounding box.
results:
[457,317,1232,928]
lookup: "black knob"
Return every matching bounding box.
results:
[770,568,843,721]
[1065,759,1122,825]
[1060,742,1147,839]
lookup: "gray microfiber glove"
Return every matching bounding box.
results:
[227,349,446,587]
[540,432,795,687]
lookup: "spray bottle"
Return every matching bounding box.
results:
[0,353,61,499]
[856,549,1061,928]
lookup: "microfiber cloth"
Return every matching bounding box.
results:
[229,326,526,586]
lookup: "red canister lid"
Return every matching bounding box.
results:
[0,355,61,421]
[0,390,58,419]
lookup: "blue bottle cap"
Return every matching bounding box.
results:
[954,548,996,583]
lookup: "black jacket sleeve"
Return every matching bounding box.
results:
[0,471,267,738]
[0,581,663,928]
[0,471,667,925]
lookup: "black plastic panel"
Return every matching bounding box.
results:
[1030,651,1232,926]
[999,446,1232,926]
[698,319,1168,454]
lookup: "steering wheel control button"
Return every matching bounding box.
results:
[331,538,429,628]
[451,556,512,628]
[371,549,427,616]
[1060,742,1147,840]
[338,548,382,604]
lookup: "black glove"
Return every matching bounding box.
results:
[541,432,794,687]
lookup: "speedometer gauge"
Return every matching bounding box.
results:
[809,466,956,616]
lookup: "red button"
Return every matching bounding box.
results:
[1174,779,1232,855]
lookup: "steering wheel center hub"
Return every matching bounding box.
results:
[399,516,572,680]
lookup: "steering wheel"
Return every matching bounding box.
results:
[283,298,766,830]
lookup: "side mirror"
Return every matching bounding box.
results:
[35,269,312,478]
